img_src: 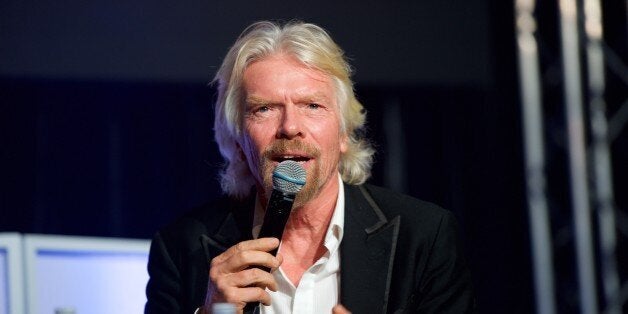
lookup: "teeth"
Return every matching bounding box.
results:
[276,155,308,162]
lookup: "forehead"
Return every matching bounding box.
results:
[242,55,336,101]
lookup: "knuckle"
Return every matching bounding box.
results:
[223,289,239,303]
[235,242,246,251]
[253,268,268,280]
[257,288,269,301]
[209,272,218,283]
[245,268,260,282]
[209,267,220,281]
[214,280,229,294]
[210,256,220,268]
[234,250,254,266]
[238,250,252,261]
[268,255,279,267]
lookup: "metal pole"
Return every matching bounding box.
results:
[583,0,621,313]
[558,0,599,313]
[514,1,556,313]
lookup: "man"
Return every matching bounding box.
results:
[145,21,476,314]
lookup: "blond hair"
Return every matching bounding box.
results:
[213,20,374,198]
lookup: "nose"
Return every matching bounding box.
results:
[277,105,303,139]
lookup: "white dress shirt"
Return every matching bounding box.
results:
[252,174,345,314]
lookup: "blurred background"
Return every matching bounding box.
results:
[1,1,626,313]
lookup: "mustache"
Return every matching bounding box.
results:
[262,139,321,160]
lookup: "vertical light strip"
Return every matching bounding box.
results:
[514,1,556,313]
[583,0,621,313]
[558,0,598,313]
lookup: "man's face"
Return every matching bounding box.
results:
[238,54,347,206]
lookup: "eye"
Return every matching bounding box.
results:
[255,106,270,113]
[308,103,321,110]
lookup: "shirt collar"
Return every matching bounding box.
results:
[325,173,344,250]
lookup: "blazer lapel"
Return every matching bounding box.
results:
[200,194,256,263]
[341,184,400,314]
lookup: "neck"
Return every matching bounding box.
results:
[275,174,340,286]
[285,173,339,234]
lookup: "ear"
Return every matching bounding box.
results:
[340,134,349,154]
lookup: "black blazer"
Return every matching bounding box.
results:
[145,184,477,313]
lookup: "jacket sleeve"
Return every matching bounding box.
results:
[145,232,183,314]
[414,211,477,313]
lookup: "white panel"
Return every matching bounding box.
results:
[23,234,150,314]
[0,233,24,314]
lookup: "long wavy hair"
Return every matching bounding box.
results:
[213,20,374,198]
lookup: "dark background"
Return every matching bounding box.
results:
[1,1,626,313]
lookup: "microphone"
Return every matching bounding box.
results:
[258,160,306,255]
[244,160,305,313]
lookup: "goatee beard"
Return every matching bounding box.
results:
[260,139,321,208]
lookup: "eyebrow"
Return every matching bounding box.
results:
[302,92,331,104]
[245,92,332,106]
[245,96,270,106]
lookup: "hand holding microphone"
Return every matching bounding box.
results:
[205,161,305,312]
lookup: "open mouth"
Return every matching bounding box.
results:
[271,155,311,163]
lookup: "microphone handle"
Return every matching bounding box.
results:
[259,189,296,249]
[243,189,296,313]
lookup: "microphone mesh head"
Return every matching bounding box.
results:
[272,160,306,194]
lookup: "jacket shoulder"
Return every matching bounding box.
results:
[360,183,451,222]
[357,183,460,248]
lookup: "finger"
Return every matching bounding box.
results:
[222,286,272,307]
[221,267,278,292]
[332,304,351,314]
[226,249,281,272]
[213,238,280,264]
[272,253,284,272]
[213,238,278,264]
[209,251,280,289]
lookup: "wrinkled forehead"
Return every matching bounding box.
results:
[241,54,339,103]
